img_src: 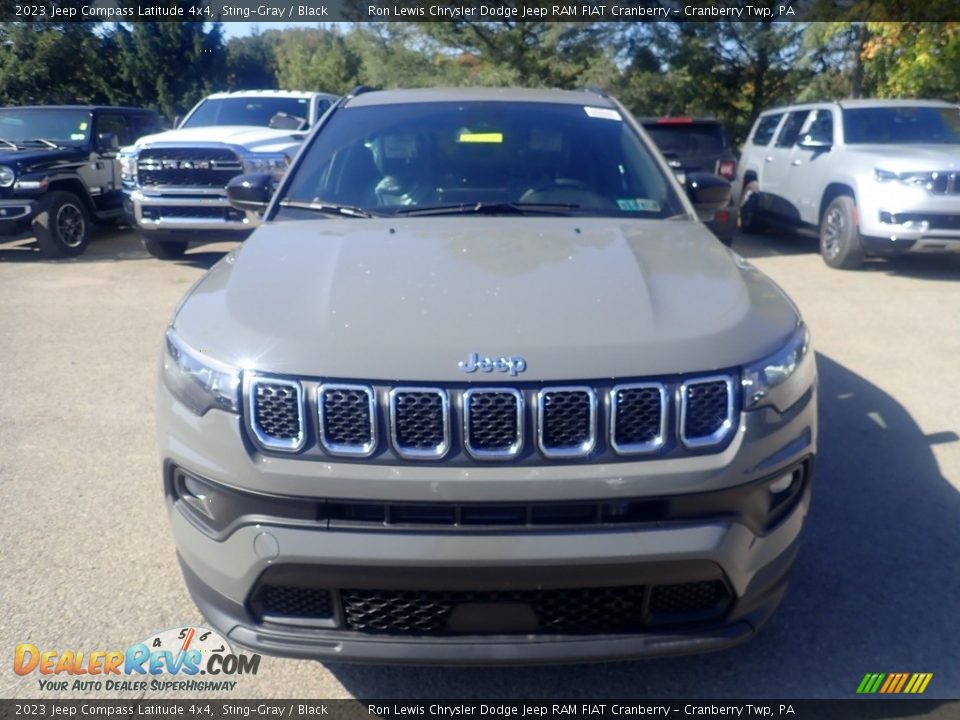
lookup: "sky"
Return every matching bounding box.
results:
[219,22,332,40]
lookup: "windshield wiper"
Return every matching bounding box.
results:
[279,200,379,218]
[25,138,60,148]
[395,201,580,217]
[0,138,18,150]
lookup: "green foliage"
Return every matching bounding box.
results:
[1,18,957,142]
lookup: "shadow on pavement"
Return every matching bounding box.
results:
[0,228,229,269]
[732,231,960,280]
[326,353,960,701]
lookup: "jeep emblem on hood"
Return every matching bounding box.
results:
[459,352,527,376]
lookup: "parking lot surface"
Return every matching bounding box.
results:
[2,228,958,699]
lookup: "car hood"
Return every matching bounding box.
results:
[128,126,305,155]
[847,144,960,171]
[0,146,86,170]
[174,217,800,382]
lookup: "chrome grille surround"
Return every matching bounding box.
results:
[609,382,668,455]
[246,374,306,452]
[462,387,524,460]
[317,383,377,457]
[388,387,451,460]
[678,375,735,449]
[536,386,598,459]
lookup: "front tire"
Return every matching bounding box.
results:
[820,196,865,270]
[32,191,91,258]
[739,181,762,234]
[142,234,189,260]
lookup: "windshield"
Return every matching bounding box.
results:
[843,106,960,144]
[281,101,685,218]
[644,123,727,155]
[181,97,312,129]
[0,108,91,144]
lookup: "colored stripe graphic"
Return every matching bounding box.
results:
[857,673,932,694]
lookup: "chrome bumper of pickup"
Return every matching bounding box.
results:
[126,188,259,232]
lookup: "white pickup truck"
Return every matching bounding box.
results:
[120,90,337,259]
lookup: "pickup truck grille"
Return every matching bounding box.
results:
[246,372,737,462]
[137,147,243,188]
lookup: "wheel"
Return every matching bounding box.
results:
[32,191,91,258]
[819,196,865,270]
[142,234,189,260]
[739,181,762,234]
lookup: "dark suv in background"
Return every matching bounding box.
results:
[641,117,737,244]
[0,105,163,257]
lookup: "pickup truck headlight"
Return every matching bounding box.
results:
[0,166,15,187]
[742,324,814,412]
[243,155,289,182]
[162,328,240,416]
[119,152,137,182]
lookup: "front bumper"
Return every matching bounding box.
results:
[0,198,37,234]
[159,378,816,664]
[860,185,960,252]
[125,188,258,234]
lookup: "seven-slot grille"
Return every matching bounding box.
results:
[246,373,736,460]
[137,147,243,187]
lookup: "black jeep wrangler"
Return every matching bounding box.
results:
[0,105,164,257]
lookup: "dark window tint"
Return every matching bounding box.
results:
[644,123,727,155]
[282,101,684,218]
[128,114,163,140]
[843,106,960,144]
[751,114,783,146]
[182,96,313,130]
[801,109,833,145]
[95,114,131,146]
[775,111,810,148]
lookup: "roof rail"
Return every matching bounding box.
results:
[581,85,611,98]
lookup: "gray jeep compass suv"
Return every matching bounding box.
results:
[158,87,817,664]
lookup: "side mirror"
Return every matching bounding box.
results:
[226,173,274,213]
[685,172,731,222]
[797,135,831,150]
[97,133,119,152]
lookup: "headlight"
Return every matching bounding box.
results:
[0,166,15,187]
[874,168,939,189]
[242,155,289,181]
[742,323,814,412]
[162,328,240,416]
[119,152,137,182]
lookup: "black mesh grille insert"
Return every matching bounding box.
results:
[683,380,730,440]
[392,391,446,452]
[540,390,593,452]
[342,586,646,635]
[253,382,301,442]
[321,386,373,448]
[613,386,663,449]
[649,581,730,616]
[138,147,242,188]
[466,391,520,453]
[252,585,334,620]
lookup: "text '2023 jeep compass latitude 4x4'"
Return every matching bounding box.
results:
[158,87,817,664]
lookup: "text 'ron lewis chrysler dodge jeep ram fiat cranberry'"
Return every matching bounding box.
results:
[157,87,817,665]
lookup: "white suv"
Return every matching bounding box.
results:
[735,99,960,269]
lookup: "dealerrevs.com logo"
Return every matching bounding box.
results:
[14,626,260,692]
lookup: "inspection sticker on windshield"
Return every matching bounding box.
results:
[458,132,503,143]
[584,106,622,121]
[70,133,85,140]
[618,198,660,212]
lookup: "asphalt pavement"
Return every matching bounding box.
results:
[1,227,958,701]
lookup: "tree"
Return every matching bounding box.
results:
[106,14,227,120]
[273,27,362,93]
[225,29,281,90]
